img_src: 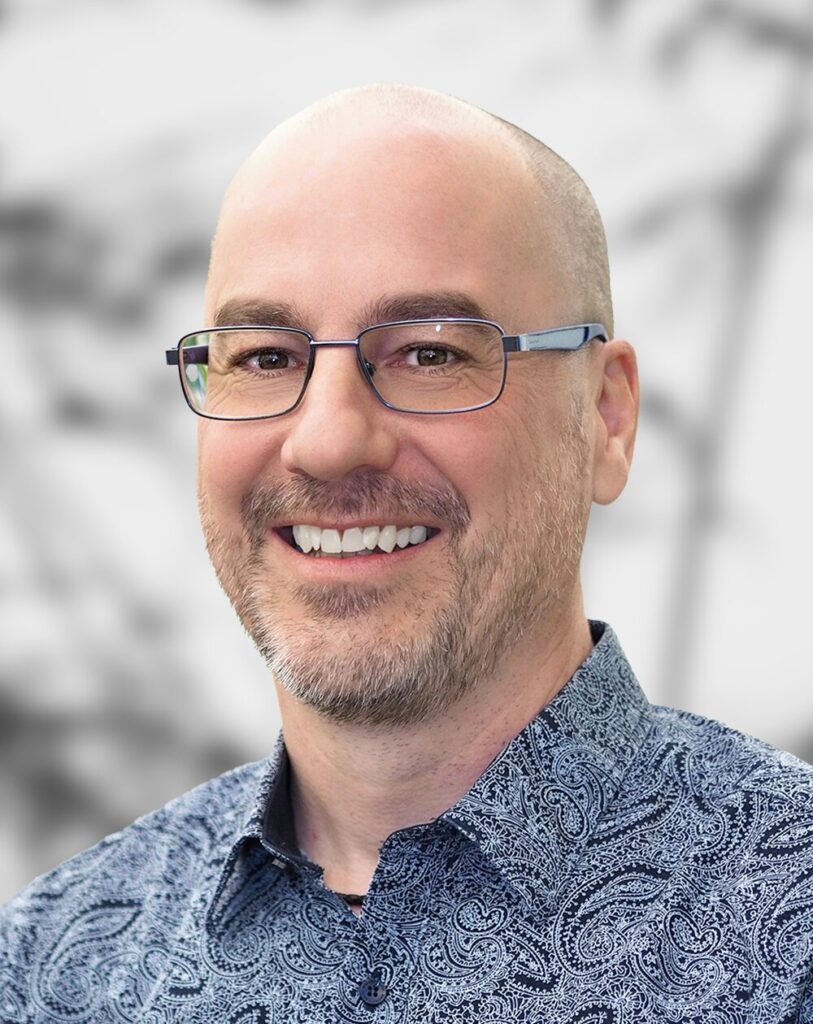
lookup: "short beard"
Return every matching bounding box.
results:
[200,409,590,728]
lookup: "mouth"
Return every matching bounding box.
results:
[275,523,441,558]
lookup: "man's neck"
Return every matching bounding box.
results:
[277,609,593,898]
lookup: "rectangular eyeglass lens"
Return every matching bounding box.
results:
[185,329,310,417]
[361,322,503,411]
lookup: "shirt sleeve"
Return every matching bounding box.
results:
[0,895,32,1022]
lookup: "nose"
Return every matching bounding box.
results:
[280,346,398,481]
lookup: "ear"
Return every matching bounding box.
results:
[590,339,639,505]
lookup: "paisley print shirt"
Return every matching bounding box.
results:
[2,622,813,1023]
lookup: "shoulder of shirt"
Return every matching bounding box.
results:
[645,702,813,815]
[0,756,270,926]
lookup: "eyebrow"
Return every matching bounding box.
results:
[360,291,493,327]
[212,298,307,329]
[211,291,495,333]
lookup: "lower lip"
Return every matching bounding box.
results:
[269,529,439,579]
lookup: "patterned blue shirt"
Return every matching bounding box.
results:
[2,622,813,1022]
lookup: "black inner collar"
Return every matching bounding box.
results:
[261,751,366,906]
[261,751,305,862]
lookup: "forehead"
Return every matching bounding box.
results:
[206,117,549,332]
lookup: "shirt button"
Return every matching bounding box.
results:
[358,974,388,1007]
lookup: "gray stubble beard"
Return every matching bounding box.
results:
[200,419,590,728]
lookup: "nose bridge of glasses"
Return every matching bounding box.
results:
[309,339,360,347]
[309,337,374,374]
[305,338,375,391]
[307,338,368,374]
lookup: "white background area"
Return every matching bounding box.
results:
[1,0,812,903]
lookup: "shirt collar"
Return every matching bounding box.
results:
[204,736,312,931]
[441,621,653,913]
[234,735,305,864]
[208,621,652,919]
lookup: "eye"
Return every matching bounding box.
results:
[238,348,303,371]
[255,350,289,370]
[406,346,454,367]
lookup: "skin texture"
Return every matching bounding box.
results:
[197,85,639,899]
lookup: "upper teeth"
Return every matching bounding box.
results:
[291,524,429,554]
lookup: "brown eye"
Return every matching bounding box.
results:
[415,347,448,366]
[255,350,289,370]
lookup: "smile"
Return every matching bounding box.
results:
[278,524,439,557]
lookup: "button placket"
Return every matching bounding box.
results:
[340,825,448,1017]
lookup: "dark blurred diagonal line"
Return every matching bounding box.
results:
[0,137,244,884]
[0,195,208,326]
[639,390,707,466]
[659,21,813,708]
[0,181,209,448]
[2,423,246,864]
[621,187,709,243]
[659,0,813,70]
[0,686,245,858]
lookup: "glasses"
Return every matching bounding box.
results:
[165,319,607,420]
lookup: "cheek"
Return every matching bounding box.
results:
[418,406,538,531]
[468,378,571,517]
[197,422,277,522]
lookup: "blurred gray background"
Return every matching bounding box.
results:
[2,0,812,904]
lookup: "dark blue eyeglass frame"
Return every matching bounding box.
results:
[165,319,607,420]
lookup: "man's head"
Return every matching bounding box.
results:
[197,84,638,727]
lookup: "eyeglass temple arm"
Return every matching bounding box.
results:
[502,323,607,353]
[166,345,208,366]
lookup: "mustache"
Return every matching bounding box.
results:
[241,473,470,546]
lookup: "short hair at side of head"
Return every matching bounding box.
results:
[488,114,614,338]
[319,85,614,337]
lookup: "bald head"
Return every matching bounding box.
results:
[208,84,612,337]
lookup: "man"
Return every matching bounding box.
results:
[2,84,812,1022]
